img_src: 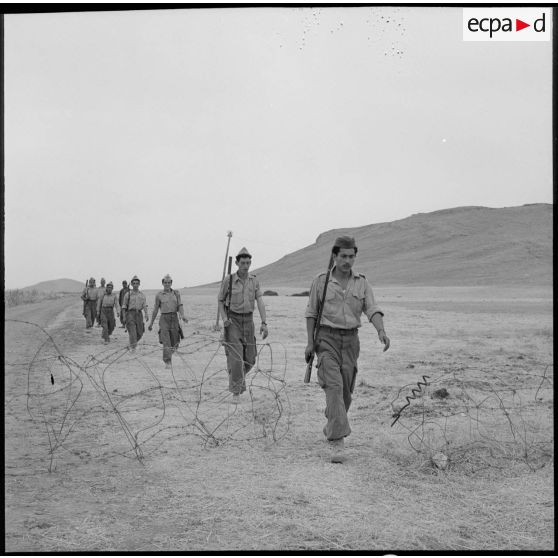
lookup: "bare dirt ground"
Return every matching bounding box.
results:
[4,285,554,551]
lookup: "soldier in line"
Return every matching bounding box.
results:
[148,274,188,369]
[96,281,120,344]
[304,236,390,463]
[118,280,130,329]
[81,277,99,330]
[121,275,149,352]
[96,277,107,327]
[218,247,269,404]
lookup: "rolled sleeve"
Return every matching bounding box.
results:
[218,277,229,303]
[175,291,183,307]
[254,277,262,299]
[363,281,383,321]
[153,294,161,313]
[304,276,321,319]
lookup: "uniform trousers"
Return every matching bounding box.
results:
[100,307,116,341]
[224,312,256,394]
[84,300,97,328]
[159,312,180,364]
[125,310,145,348]
[316,326,360,441]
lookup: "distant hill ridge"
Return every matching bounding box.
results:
[19,278,85,293]
[249,204,552,287]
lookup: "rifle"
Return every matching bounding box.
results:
[226,256,233,319]
[82,278,88,316]
[214,231,233,330]
[223,257,233,345]
[304,253,335,383]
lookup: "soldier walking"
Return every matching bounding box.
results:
[148,274,188,368]
[218,247,268,404]
[118,280,130,329]
[96,282,120,344]
[305,236,390,463]
[81,277,99,330]
[121,275,149,351]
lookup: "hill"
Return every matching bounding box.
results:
[247,204,552,288]
[20,278,85,293]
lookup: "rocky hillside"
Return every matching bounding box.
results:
[250,204,552,287]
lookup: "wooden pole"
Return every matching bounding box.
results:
[214,231,233,330]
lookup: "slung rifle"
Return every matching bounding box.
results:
[304,253,335,383]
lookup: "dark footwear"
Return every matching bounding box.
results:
[330,438,346,463]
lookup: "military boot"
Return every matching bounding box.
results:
[330,438,346,463]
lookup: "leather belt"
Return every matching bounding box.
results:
[319,325,358,335]
[230,311,253,317]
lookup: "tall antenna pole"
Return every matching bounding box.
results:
[214,231,233,330]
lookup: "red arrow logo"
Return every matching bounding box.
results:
[516,19,530,31]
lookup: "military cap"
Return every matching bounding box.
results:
[237,247,252,258]
[106,281,113,287]
[131,275,140,283]
[162,274,173,282]
[89,277,95,283]
[122,280,128,285]
[333,236,356,249]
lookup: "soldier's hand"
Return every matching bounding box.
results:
[145,316,149,322]
[148,324,153,331]
[223,319,231,328]
[182,316,189,323]
[378,330,390,352]
[260,323,268,339]
[304,344,314,363]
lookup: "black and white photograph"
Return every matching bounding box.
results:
[3,5,553,552]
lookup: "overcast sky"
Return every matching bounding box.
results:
[4,7,552,289]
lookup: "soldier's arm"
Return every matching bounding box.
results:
[304,277,320,358]
[218,278,230,324]
[142,295,149,321]
[364,281,390,351]
[176,291,187,321]
[148,294,161,328]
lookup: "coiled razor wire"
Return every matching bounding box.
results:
[6,320,290,472]
[389,364,554,475]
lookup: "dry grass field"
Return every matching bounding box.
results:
[4,285,553,551]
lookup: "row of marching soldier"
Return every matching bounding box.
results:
[81,274,187,370]
[80,238,390,464]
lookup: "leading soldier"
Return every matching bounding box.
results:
[96,281,120,344]
[121,275,149,352]
[304,236,390,463]
[148,274,188,369]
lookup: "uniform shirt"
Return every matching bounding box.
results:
[97,292,120,313]
[305,268,383,329]
[82,286,99,301]
[122,290,148,311]
[218,273,261,313]
[153,289,182,314]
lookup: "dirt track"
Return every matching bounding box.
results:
[4,287,554,551]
